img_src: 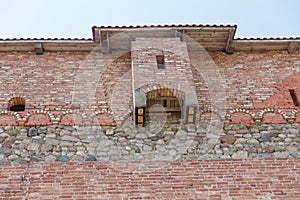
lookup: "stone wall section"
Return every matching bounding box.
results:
[1,123,300,163]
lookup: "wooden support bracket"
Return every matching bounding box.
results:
[288,41,298,54]
[34,42,44,55]
[175,29,184,41]
[100,31,111,53]
[225,29,235,54]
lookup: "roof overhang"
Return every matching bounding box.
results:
[0,25,299,53]
[0,40,96,52]
[92,24,237,52]
[234,39,300,53]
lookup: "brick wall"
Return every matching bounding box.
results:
[212,51,300,110]
[132,37,194,91]
[1,159,299,199]
[0,51,130,126]
[0,50,299,125]
[192,51,300,123]
[1,38,300,199]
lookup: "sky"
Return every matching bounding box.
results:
[0,0,299,39]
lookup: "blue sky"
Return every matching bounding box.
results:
[0,0,299,39]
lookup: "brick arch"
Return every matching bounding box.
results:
[138,81,193,96]
[59,110,91,126]
[0,111,18,126]
[261,111,286,124]
[92,112,116,126]
[138,83,187,99]
[6,94,28,102]
[8,97,26,111]
[144,86,185,98]
[224,109,251,124]
[230,112,253,124]
[139,87,186,126]
[25,113,51,126]
[60,113,83,126]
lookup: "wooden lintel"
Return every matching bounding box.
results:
[225,29,235,54]
[288,41,297,54]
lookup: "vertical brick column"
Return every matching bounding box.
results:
[131,37,196,124]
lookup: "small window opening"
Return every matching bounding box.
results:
[289,89,299,106]
[156,55,165,69]
[163,100,167,107]
[8,97,25,111]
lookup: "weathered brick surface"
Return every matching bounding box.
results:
[208,51,300,110]
[192,51,300,123]
[0,50,299,125]
[0,51,130,126]
[0,159,299,199]
[0,30,300,199]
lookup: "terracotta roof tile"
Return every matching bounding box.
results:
[92,24,237,29]
[0,38,92,41]
[236,37,300,40]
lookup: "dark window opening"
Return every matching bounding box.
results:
[289,89,299,106]
[163,100,167,107]
[146,88,183,126]
[156,55,165,69]
[8,97,26,111]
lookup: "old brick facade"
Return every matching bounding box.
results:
[1,24,300,199]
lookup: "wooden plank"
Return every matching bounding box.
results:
[234,41,290,51]
[193,38,228,43]
[146,107,181,112]
[43,42,97,52]
[185,32,229,37]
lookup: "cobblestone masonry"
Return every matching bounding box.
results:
[1,123,300,163]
